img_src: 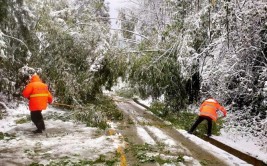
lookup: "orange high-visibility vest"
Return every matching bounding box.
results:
[199,98,227,121]
[23,74,53,111]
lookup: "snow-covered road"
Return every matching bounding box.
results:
[115,98,252,166]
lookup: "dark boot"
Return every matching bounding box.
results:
[40,120,45,131]
[36,121,45,131]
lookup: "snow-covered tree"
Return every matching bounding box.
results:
[121,0,267,140]
[0,0,127,105]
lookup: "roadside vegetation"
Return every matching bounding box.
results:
[0,132,16,140]
[0,110,3,120]
[15,116,30,124]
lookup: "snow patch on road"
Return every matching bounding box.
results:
[145,126,177,146]
[136,126,156,145]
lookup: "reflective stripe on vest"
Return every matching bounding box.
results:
[30,93,49,98]
[205,104,217,109]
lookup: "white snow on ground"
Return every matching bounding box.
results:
[136,126,156,145]
[145,126,177,146]
[178,130,253,166]
[0,104,123,165]
[214,130,267,164]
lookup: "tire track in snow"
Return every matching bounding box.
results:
[136,126,156,145]
[117,101,188,149]
[116,102,156,145]
[145,126,177,146]
[116,101,200,165]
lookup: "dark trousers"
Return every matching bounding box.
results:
[189,116,212,135]
[31,111,45,131]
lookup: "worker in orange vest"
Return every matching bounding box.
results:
[23,74,53,134]
[188,98,227,137]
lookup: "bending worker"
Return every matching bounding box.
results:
[188,97,227,137]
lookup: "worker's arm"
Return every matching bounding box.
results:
[22,84,32,99]
[219,106,227,117]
